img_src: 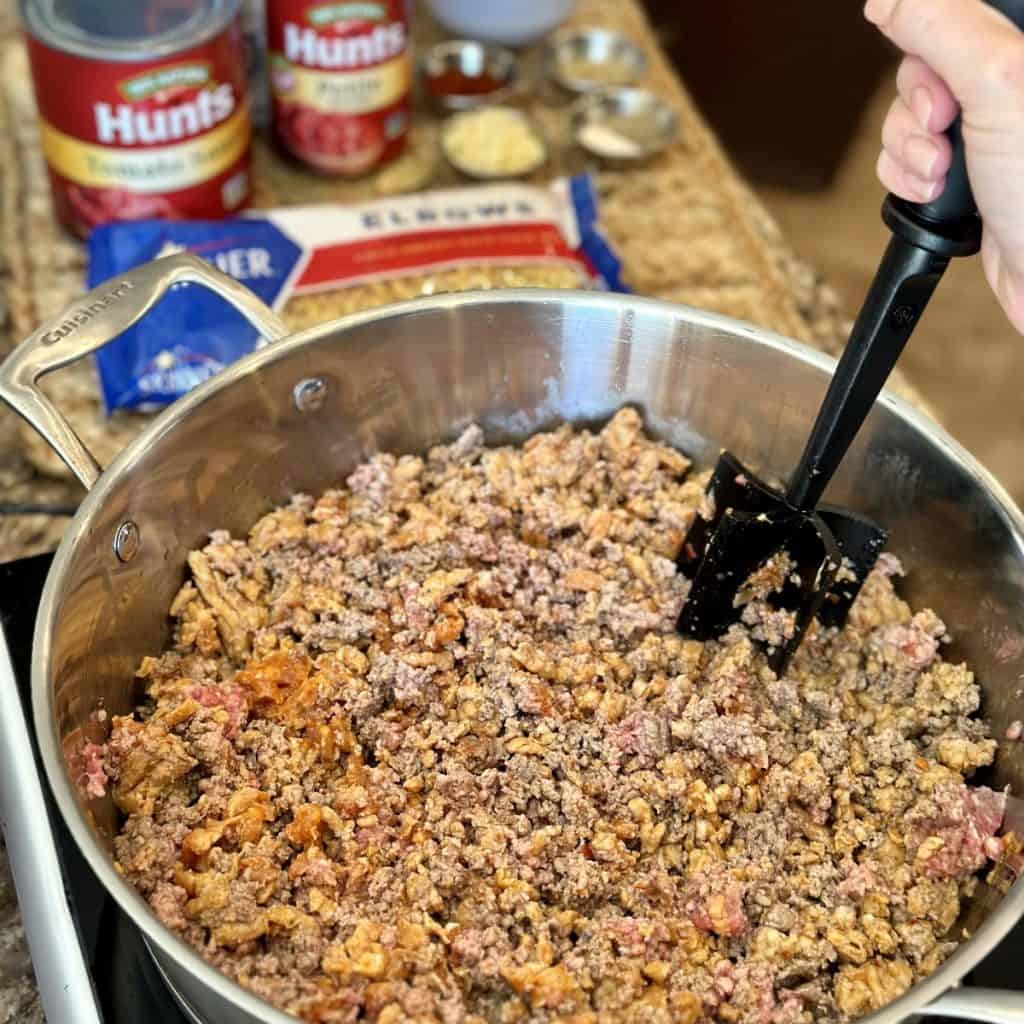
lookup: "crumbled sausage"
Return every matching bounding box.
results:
[103,410,1006,1023]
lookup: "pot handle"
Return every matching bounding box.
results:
[920,989,1024,1024]
[0,252,289,491]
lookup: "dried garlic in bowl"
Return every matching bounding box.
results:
[442,105,547,179]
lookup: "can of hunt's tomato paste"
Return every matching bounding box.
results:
[22,0,253,237]
[266,0,411,175]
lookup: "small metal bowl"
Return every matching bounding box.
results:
[569,87,678,162]
[418,39,520,111]
[546,27,647,94]
[441,106,548,180]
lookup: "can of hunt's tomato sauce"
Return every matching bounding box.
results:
[22,0,253,237]
[266,0,411,175]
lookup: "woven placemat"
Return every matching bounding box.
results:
[0,0,923,564]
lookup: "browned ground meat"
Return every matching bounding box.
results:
[101,409,1014,1024]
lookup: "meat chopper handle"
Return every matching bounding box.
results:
[919,0,1024,222]
[0,252,288,492]
[908,112,979,235]
[786,0,1024,511]
[885,0,1024,256]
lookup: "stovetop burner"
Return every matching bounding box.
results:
[0,553,193,1024]
[3,551,1024,1024]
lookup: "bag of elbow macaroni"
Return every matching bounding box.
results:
[87,174,626,413]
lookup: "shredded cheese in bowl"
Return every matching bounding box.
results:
[442,105,546,178]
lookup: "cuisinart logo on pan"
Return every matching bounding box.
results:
[41,280,135,345]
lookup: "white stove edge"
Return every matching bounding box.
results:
[0,627,102,1024]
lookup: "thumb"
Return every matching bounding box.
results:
[867,0,1024,334]
[865,0,1024,121]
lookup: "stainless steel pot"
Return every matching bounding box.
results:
[3,253,1024,1023]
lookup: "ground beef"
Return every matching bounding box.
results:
[75,742,108,799]
[101,410,1012,1024]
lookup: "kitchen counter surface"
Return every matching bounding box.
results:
[0,1,924,1018]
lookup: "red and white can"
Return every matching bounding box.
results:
[266,0,411,176]
[22,0,253,238]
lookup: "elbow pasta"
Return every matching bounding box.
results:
[278,264,588,332]
[89,178,616,416]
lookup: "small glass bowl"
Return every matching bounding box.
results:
[569,87,678,163]
[546,27,647,94]
[419,39,520,112]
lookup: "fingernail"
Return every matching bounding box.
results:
[912,87,933,129]
[905,135,940,178]
[864,0,895,24]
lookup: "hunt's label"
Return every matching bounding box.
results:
[26,21,252,238]
[266,0,411,176]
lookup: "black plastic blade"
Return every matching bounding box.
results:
[677,451,787,581]
[765,511,842,674]
[763,504,888,629]
[677,500,844,674]
[677,452,889,668]
[815,505,888,627]
[677,505,796,641]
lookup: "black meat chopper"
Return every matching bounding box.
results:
[676,0,1024,674]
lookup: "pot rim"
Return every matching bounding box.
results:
[31,288,1024,1023]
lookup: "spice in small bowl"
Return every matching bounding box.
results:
[547,28,647,94]
[570,88,677,162]
[442,106,547,179]
[419,40,519,111]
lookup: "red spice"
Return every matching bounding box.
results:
[425,67,503,98]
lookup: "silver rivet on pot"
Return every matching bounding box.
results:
[113,521,139,562]
[294,377,328,413]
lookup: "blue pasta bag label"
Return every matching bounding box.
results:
[88,219,303,411]
[88,174,626,413]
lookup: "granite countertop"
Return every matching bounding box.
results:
[0,0,924,565]
[0,1,922,1019]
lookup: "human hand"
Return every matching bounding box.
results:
[866,0,1024,331]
